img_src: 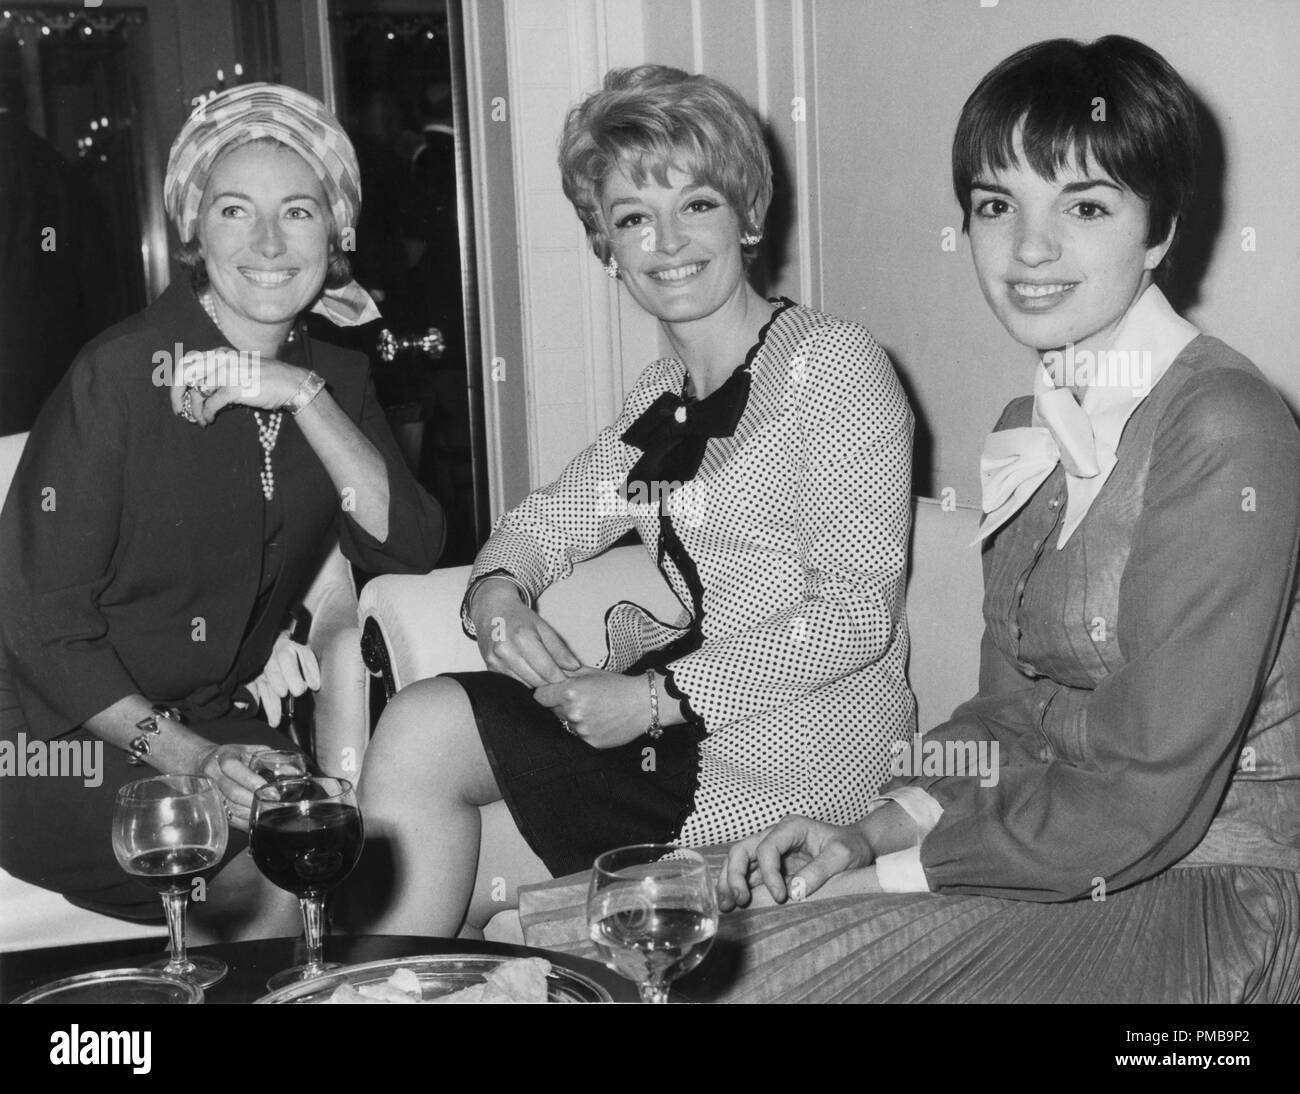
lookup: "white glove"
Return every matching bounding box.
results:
[248,631,321,728]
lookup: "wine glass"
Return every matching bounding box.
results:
[587,844,718,1003]
[246,750,311,858]
[249,776,363,991]
[249,749,310,782]
[112,775,230,989]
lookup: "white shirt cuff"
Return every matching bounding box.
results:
[869,785,944,837]
[866,786,943,893]
[874,845,930,893]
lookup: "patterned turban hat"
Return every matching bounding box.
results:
[164,82,379,326]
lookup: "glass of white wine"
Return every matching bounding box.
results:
[112,775,229,988]
[586,844,718,1004]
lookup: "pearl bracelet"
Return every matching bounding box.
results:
[284,370,326,415]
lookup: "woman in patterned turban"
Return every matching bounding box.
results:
[0,83,444,947]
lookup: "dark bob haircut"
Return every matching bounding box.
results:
[558,65,773,265]
[952,35,1199,268]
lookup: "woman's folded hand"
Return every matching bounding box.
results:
[194,744,272,832]
[470,580,581,687]
[170,349,309,425]
[717,815,875,911]
[532,667,649,750]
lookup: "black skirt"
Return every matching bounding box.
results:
[448,670,705,878]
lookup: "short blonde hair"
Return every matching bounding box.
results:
[558,66,773,263]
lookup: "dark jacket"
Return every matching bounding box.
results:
[0,279,445,738]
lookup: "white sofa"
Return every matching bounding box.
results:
[358,497,985,742]
[0,431,366,952]
[356,497,986,939]
[3,407,986,952]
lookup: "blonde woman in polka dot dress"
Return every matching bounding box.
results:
[348,66,915,938]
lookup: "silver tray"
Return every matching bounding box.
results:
[11,968,204,1005]
[254,953,613,1003]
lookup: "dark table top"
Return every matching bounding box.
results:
[0,934,638,1003]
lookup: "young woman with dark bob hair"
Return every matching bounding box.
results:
[710,35,1300,1002]
[349,66,917,938]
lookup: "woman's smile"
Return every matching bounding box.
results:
[648,260,709,284]
[238,267,300,289]
[1007,280,1080,311]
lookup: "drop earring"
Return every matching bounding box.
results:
[604,256,620,280]
[740,232,763,247]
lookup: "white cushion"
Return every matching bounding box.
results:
[0,867,166,954]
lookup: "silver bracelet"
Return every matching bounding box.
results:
[645,670,663,740]
[125,706,183,766]
[284,370,326,415]
[467,572,533,613]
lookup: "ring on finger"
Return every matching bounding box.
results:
[196,383,216,398]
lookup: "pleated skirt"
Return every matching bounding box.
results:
[519,850,1300,1003]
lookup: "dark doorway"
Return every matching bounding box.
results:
[0,5,150,434]
[323,0,487,565]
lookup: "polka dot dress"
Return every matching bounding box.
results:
[468,303,916,847]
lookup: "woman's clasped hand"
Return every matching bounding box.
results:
[469,578,662,749]
[717,816,876,909]
[168,347,312,427]
[192,744,283,832]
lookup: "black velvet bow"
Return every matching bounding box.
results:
[621,364,751,500]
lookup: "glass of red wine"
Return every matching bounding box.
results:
[250,776,363,991]
[586,844,718,1003]
[112,775,230,989]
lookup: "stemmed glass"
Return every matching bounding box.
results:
[586,844,718,1003]
[112,775,230,989]
[249,776,363,991]
[246,750,310,858]
[249,749,310,782]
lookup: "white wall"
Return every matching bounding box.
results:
[476,0,1300,508]
[806,0,1300,503]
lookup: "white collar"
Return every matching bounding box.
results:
[977,284,1199,548]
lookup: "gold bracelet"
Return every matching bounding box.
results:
[284,370,326,415]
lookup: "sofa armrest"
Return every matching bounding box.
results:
[358,500,986,744]
[358,544,684,704]
[906,497,984,733]
[296,541,366,775]
[359,564,479,701]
